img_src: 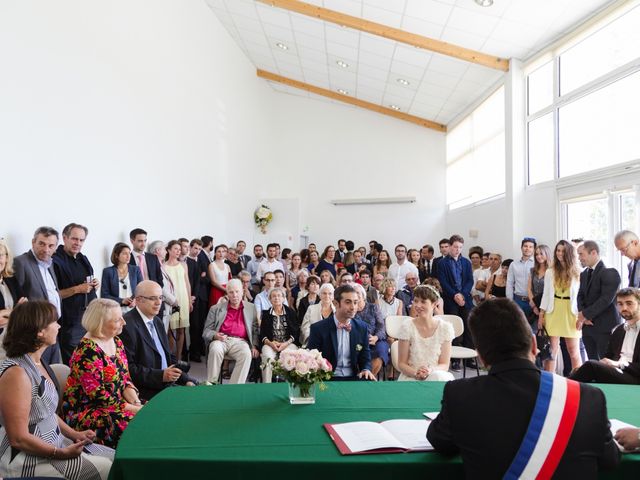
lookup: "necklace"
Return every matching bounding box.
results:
[383,296,395,305]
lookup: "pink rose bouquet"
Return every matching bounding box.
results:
[270,348,333,396]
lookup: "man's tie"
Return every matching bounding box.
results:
[426,260,431,276]
[138,253,147,280]
[586,267,593,288]
[147,321,168,370]
[337,322,351,332]
[630,260,637,288]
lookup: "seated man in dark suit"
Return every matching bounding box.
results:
[307,285,376,381]
[427,298,619,479]
[120,280,196,400]
[571,287,640,385]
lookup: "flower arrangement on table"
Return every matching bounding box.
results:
[254,204,273,234]
[270,349,333,403]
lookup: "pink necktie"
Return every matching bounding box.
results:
[138,253,147,280]
[337,323,351,332]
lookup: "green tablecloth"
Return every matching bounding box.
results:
[109,381,640,480]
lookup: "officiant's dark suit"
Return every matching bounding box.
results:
[578,259,621,360]
[120,307,193,400]
[427,298,620,479]
[307,315,371,378]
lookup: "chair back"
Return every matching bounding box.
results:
[437,314,464,338]
[385,315,411,338]
[48,363,70,412]
[390,341,400,372]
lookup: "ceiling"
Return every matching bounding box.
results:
[205,0,617,128]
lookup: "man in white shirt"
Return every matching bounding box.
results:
[387,244,418,292]
[571,288,640,384]
[506,237,536,316]
[256,243,284,282]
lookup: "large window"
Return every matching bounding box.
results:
[561,188,639,282]
[527,4,640,185]
[446,86,505,209]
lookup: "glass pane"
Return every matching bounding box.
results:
[473,87,504,141]
[528,112,554,185]
[446,117,471,164]
[446,154,473,207]
[566,198,609,253]
[619,192,637,285]
[559,71,640,178]
[560,5,640,95]
[527,61,553,114]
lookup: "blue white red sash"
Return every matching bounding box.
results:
[503,371,581,480]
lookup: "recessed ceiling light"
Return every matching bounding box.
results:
[275,42,288,50]
[474,0,493,6]
[336,60,349,68]
[389,105,401,111]
[337,89,349,95]
[397,78,410,86]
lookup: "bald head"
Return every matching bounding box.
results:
[135,280,163,318]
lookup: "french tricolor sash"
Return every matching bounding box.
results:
[503,371,581,480]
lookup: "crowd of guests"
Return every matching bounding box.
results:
[2,225,640,478]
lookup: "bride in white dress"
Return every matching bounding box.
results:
[397,285,455,382]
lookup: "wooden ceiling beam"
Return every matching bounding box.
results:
[256,0,509,72]
[257,69,446,132]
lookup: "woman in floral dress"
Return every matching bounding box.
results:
[63,299,143,448]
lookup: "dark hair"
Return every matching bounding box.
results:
[254,244,263,251]
[449,234,464,245]
[468,246,483,258]
[129,228,147,240]
[33,226,59,241]
[201,235,214,249]
[165,240,181,260]
[214,244,228,255]
[374,243,383,253]
[281,248,292,260]
[62,223,88,237]
[395,244,407,252]
[321,245,336,260]
[468,298,532,365]
[413,285,440,302]
[502,259,514,268]
[300,248,310,264]
[190,238,203,247]
[521,236,537,248]
[439,238,450,247]
[360,269,372,277]
[307,275,321,286]
[178,237,189,244]
[334,284,357,303]
[338,239,346,244]
[422,277,443,293]
[3,301,58,358]
[482,252,491,259]
[110,242,131,265]
[617,288,640,302]
[266,243,277,251]
[273,269,285,276]
[581,240,600,254]
[422,244,434,254]
[345,240,354,251]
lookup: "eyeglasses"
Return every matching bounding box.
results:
[138,295,164,302]
[619,242,634,254]
[263,278,276,282]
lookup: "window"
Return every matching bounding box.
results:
[527,4,640,185]
[446,87,505,209]
[561,189,639,282]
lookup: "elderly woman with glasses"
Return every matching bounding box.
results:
[259,287,299,383]
[300,283,335,346]
[63,299,142,448]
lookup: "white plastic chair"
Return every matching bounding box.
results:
[437,314,480,378]
[49,363,70,411]
[385,315,411,380]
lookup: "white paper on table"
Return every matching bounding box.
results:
[610,418,639,452]
[331,421,409,452]
[380,419,433,451]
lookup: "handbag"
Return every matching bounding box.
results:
[536,326,552,359]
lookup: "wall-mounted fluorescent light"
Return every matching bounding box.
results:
[331,196,416,206]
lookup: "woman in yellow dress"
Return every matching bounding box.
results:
[538,240,581,373]
[164,240,192,362]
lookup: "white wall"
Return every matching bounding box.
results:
[0,0,274,271]
[265,93,446,252]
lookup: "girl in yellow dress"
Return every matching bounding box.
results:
[538,240,581,373]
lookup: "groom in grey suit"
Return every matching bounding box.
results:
[13,226,62,364]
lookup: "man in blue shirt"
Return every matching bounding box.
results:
[506,237,536,319]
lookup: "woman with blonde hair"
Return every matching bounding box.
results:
[377,278,403,318]
[300,283,335,346]
[63,298,142,448]
[538,240,582,373]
